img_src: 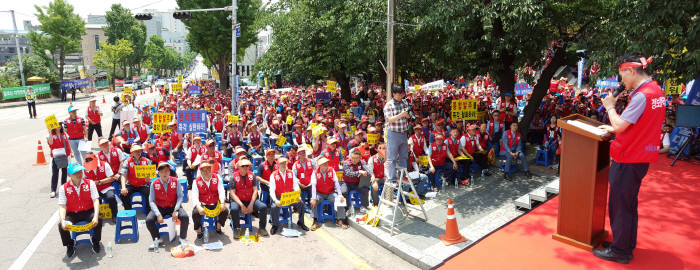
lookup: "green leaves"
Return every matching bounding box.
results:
[31,0,85,80]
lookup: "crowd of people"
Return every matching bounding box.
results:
[46,71,685,257]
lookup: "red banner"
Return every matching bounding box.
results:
[115,79,124,87]
[132,76,141,81]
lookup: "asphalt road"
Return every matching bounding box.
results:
[0,90,417,270]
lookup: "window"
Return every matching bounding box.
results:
[95,35,100,50]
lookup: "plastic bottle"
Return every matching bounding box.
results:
[106,242,113,258]
[244,228,250,246]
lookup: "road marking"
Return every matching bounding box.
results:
[311,223,374,270]
[0,187,10,193]
[9,210,58,270]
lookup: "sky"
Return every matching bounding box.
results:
[0,0,179,31]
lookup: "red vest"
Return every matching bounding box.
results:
[64,179,93,213]
[84,161,110,191]
[142,111,152,125]
[611,80,665,163]
[126,157,150,187]
[487,121,504,137]
[195,174,220,205]
[544,125,560,144]
[371,155,385,179]
[432,130,446,141]
[213,118,224,131]
[323,148,341,171]
[87,106,101,124]
[261,161,277,181]
[499,102,516,122]
[294,131,304,145]
[233,171,255,202]
[201,150,222,172]
[120,128,137,140]
[98,148,121,175]
[410,134,426,156]
[48,133,71,158]
[430,143,448,166]
[294,159,314,186]
[65,117,85,139]
[343,162,362,183]
[477,131,489,149]
[189,145,205,163]
[249,132,261,146]
[501,130,521,152]
[446,136,461,156]
[315,168,336,195]
[170,131,181,147]
[273,170,295,197]
[155,147,169,163]
[227,131,241,146]
[153,177,178,208]
[463,134,477,155]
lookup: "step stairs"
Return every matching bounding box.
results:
[514,179,560,210]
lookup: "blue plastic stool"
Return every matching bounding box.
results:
[470,162,482,174]
[70,221,95,247]
[115,210,139,243]
[317,200,336,223]
[500,156,519,174]
[129,192,147,214]
[238,213,253,232]
[111,182,121,196]
[535,149,551,167]
[179,179,188,203]
[201,215,218,231]
[281,143,293,154]
[260,190,270,204]
[348,190,362,208]
[154,215,172,241]
[252,156,264,168]
[271,206,292,226]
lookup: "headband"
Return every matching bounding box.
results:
[618,57,653,72]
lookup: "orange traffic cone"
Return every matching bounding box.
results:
[439,198,467,246]
[102,95,106,104]
[33,140,48,166]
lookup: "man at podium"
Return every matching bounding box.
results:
[594,53,665,264]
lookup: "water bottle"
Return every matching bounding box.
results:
[203,228,209,243]
[244,228,250,246]
[106,242,113,258]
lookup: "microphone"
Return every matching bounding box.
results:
[612,83,625,98]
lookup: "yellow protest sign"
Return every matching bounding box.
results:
[203,202,222,217]
[451,99,478,120]
[99,203,112,219]
[341,112,350,119]
[336,171,343,181]
[367,133,379,145]
[311,123,317,129]
[351,126,357,136]
[124,88,133,95]
[66,222,94,232]
[286,115,294,125]
[45,115,59,130]
[171,83,182,93]
[665,80,683,95]
[280,190,301,206]
[177,75,183,85]
[152,113,174,133]
[417,155,429,167]
[135,165,157,178]
[327,81,337,93]
[455,155,471,161]
[228,115,239,124]
[276,136,287,146]
[415,85,421,91]
[312,125,326,138]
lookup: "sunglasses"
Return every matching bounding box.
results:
[85,157,94,162]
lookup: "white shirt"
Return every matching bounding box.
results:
[58,179,99,205]
[268,169,300,204]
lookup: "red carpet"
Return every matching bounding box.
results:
[439,157,700,270]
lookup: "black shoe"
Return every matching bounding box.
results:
[504,174,511,181]
[525,171,533,178]
[484,171,492,176]
[216,228,223,234]
[66,245,75,258]
[270,226,279,235]
[600,242,634,259]
[297,221,309,231]
[593,247,632,264]
[92,242,101,254]
[196,232,203,239]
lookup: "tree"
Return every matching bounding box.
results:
[176,0,261,90]
[5,53,58,83]
[30,0,86,82]
[0,70,20,88]
[103,4,148,77]
[94,39,134,87]
[255,0,385,99]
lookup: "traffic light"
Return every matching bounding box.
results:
[134,13,153,21]
[173,12,191,20]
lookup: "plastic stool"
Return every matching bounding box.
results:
[271,206,292,226]
[500,156,519,174]
[252,156,264,168]
[260,190,269,204]
[154,215,172,241]
[201,215,218,231]
[317,200,336,223]
[348,190,362,208]
[115,210,139,243]
[238,213,253,232]
[129,192,147,214]
[535,149,550,167]
[111,182,121,196]
[281,143,292,154]
[179,179,188,203]
[70,221,95,247]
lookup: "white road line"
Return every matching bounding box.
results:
[9,210,59,270]
[0,187,10,193]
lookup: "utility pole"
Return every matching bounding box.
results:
[231,0,239,115]
[385,0,395,98]
[10,10,25,86]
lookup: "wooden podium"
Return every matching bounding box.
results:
[552,114,612,251]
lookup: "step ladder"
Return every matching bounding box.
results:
[514,179,560,210]
[374,168,428,235]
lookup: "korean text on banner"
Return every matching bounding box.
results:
[228,115,239,124]
[45,115,59,130]
[135,165,157,178]
[177,75,183,86]
[188,85,202,95]
[286,115,294,125]
[99,203,112,219]
[367,133,379,145]
[177,110,208,133]
[417,155,429,167]
[327,81,337,93]
[124,88,133,95]
[665,80,683,95]
[316,92,331,104]
[276,136,287,146]
[152,113,174,133]
[280,190,301,206]
[1,83,51,100]
[171,83,182,93]
[451,99,478,120]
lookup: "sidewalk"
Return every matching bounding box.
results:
[348,160,559,269]
[0,88,112,109]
